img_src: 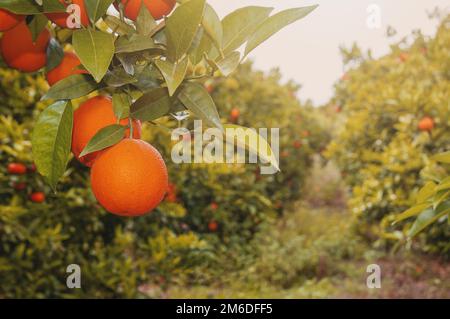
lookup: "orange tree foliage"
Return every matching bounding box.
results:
[0,63,324,297]
[326,16,450,255]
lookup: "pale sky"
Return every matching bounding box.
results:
[208,0,449,105]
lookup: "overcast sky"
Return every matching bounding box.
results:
[208,0,449,105]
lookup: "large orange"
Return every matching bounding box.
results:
[0,22,50,72]
[46,0,89,28]
[90,139,168,216]
[115,0,176,21]
[46,52,87,86]
[72,96,142,167]
[0,8,24,31]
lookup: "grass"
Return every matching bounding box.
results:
[153,202,449,299]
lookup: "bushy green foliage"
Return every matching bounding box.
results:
[0,62,321,297]
[327,16,450,254]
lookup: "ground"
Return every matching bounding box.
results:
[158,203,449,299]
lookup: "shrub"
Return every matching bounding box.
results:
[326,16,450,255]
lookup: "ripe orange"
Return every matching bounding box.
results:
[90,139,168,216]
[7,163,27,175]
[46,0,89,28]
[230,108,240,120]
[0,22,50,72]
[72,96,142,167]
[293,141,302,149]
[204,83,214,93]
[46,52,87,86]
[418,116,434,132]
[0,8,24,31]
[399,52,409,62]
[115,0,176,21]
[208,220,218,232]
[30,192,46,203]
[210,202,219,210]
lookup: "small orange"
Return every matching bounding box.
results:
[46,0,89,28]
[418,116,434,132]
[208,220,218,232]
[0,8,24,31]
[91,139,168,216]
[399,52,409,62]
[72,96,142,167]
[30,192,46,203]
[230,108,240,120]
[0,22,50,72]
[7,163,27,175]
[46,52,87,86]
[115,0,176,21]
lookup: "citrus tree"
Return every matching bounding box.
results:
[0,1,322,297]
[326,15,450,254]
[0,0,317,217]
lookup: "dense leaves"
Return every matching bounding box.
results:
[326,16,450,254]
[0,0,317,189]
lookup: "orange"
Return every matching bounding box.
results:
[208,220,218,232]
[46,52,87,86]
[90,139,168,216]
[230,108,240,119]
[115,0,176,21]
[418,116,434,132]
[0,8,24,31]
[7,163,27,175]
[293,141,302,149]
[46,0,89,28]
[72,96,142,167]
[30,192,46,203]
[0,22,50,72]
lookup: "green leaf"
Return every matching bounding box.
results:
[207,51,241,76]
[408,201,450,237]
[245,5,318,57]
[0,0,64,14]
[103,67,137,88]
[73,28,115,82]
[223,124,280,172]
[32,101,73,191]
[433,151,450,164]
[394,203,431,224]
[112,92,131,120]
[104,15,135,35]
[136,2,156,36]
[27,14,49,43]
[79,124,126,157]
[85,0,114,24]
[178,82,222,130]
[46,38,64,72]
[166,0,206,62]
[416,181,437,204]
[115,34,156,53]
[436,181,450,192]
[433,190,450,210]
[222,6,273,55]
[155,57,188,96]
[202,4,223,51]
[42,74,98,100]
[130,88,171,121]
